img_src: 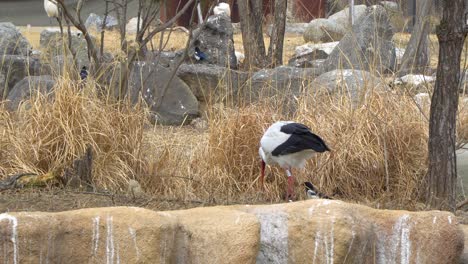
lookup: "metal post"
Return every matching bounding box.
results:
[349,0,354,25]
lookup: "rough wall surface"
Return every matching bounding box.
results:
[0,200,464,264]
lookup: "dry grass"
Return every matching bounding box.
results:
[2,26,466,211]
[0,78,149,190]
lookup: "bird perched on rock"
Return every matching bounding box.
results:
[80,66,88,80]
[304,182,331,199]
[214,2,231,17]
[194,47,207,61]
[259,121,330,201]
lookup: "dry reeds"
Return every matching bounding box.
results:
[0,77,148,190]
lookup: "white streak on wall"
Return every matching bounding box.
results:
[0,213,19,264]
[92,216,100,257]
[129,227,140,260]
[106,215,115,264]
[254,209,288,264]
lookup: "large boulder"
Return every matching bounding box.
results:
[0,73,5,99]
[267,22,309,36]
[189,14,237,68]
[40,28,96,70]
[310,69,388,106]
[176,64,248,103]
[303,18,344,43]
[6,75,56,111]
[0,55,44,95]
[0,22,31,56]
[128,62,199,125]
[85,13,119,31]
[322,5,396,73]
[303,5,367,43]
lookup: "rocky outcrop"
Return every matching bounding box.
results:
[0,22,31,56]
[0,200,463,263]
[303,5,367,43]
[40,28,96,70]
[85,13,118,31]
[322,5,396,73]
[127,62,199,125]
[309,69,388,106]
[6,75,56,111]
[177,64,248,103]
[189,14,237,68]
[0,55,44,95]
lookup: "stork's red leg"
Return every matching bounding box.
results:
[286,169,295,201]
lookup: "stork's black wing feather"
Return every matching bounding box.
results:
[271,123,330,156]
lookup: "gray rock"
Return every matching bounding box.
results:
[126,17,142,34]
[288,50,328,68]
[268,23,309,36]
[0,22,31,56]
[394,74,435,87]
[40,28,96,70]
[0,55,45,95]
[85,13,119,31]
[177,64,248,103]
[128,62,199,125]
[322,5,396,73]
[380,1,400,12]
[0,73,5,99]
[249,66,324,115]
[295,42,339,57]
[327,4,367,30]
[310,69,388,106]
[303,18,343,43]
[189,14,237,68]
[6,75,55,111]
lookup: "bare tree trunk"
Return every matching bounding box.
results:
[398,0,432,76]
[427,0,466,211]
[238,0,267,68]
[267,0,287,66]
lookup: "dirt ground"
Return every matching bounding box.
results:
[0,187,208,213]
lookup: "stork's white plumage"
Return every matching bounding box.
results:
[214,2,231,17]
[44,0,59,18]
[259,121,330,200]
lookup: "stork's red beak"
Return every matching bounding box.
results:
[260,160,266,188]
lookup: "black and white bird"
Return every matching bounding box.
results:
[304,182,331,199]
[194,47,207,61]
[259,121,330,200]
[80,66,88,80]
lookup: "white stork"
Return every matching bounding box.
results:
[214,2,231,17]
[259,121,330,200]
[44,0,63,36]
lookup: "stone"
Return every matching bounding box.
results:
[295,42,338,58]
[380,1,400,13]
[176,64,248,103]
[303,18,344,43]
[234,200,464,263]
[6,75,56,111]
[394,74,435,87]
[460,224,468,263]
[413,92,431,109]
[189,14,237,68]
[126,17,143,34]
[268,22,309,36]
[310,69,388,106]
[327,4,367,30]
[128,61,199,125]
[40,28,96,70]
[0,22,31,56]
[85,13,119,31]
[322,5,396,73]
[288,49,329,68]
[0,73,5,99]
[0,55,44,95]
[0,207,178,263]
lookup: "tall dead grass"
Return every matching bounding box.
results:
[0,77,148,190]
